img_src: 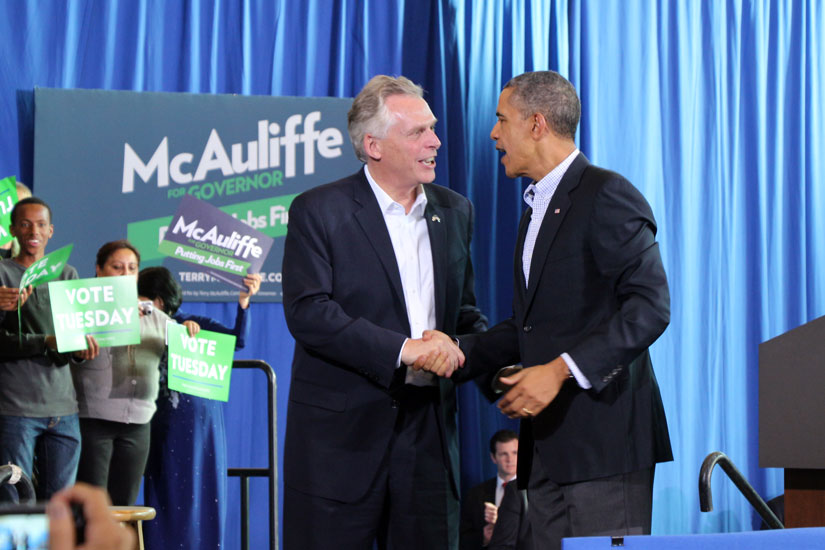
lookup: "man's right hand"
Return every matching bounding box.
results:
[401,330,464,377]
[483,501,498,524]
[481,502,498,546]
[0,285,31,311]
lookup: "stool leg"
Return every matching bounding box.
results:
[136,520,144,550]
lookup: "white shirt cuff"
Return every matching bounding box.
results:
[561,352,592,389]
[397,338,407,368]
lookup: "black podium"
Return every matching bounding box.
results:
[759,314,825,527]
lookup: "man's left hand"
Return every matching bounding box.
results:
[497,356,570,419]
[482,522,495,546]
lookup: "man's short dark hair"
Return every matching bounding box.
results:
[504,71,581,140]
[10,197,52,225]
[489,429,519,454]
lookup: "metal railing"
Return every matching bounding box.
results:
[227,360,278,550]
[699,451,783,529]
[0,464,36,504]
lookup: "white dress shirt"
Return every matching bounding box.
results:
[521,149,592,390]
[364,166,437,386]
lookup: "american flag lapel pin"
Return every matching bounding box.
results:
[431,214,441,223]
[554,208,561,214]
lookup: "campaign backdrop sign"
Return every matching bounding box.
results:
[159,195,274,288]
[48,275,140,352]
[0,175,18,247]
[33,88,361,301]
[19,244,73,290]
[166,322,235,401]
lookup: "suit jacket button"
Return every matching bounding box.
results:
[523,325,533,333]
[391,400,399,409]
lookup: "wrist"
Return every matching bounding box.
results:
[543,358,570,381]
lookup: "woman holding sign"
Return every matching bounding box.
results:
[138,266,260,550]
[71,240,174,505]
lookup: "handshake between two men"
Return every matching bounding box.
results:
[400,329,464,377]
[400,329,574,421]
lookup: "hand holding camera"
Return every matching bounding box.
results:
[48,483,134,550]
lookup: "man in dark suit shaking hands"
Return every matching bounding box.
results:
[282,75,487,550]
[433,71,672,550]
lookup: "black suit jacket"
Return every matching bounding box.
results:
[460,477,496,550]
[487,483,532,550]
[283,169,487,502]
[461,153,672,485]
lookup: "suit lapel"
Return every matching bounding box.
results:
[351,172,407,309]
[523,153,589,311]
[424,190,447,330]
[515,207,531,296]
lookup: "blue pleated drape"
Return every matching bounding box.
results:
[1,1,823,546]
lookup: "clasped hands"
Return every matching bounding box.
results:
[402,331,573,419]
[401,329,464,377]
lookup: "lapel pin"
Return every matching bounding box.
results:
[431,215,441,223]
[554,208,561,214]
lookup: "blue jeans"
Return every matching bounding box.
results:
[0,414,81,502]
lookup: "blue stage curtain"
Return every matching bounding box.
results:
[1,1,823,546]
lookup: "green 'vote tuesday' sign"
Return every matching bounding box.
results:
[48,275,140,352]
[0,175,19,247]
[20,244,73,291]
[166,323,235,401]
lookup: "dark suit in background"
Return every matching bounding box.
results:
[487,483,532,550]
[283,168,486,549]
[460,477,496,550]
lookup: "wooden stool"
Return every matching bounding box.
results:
[110,506,157,550]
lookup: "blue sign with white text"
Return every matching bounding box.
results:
[33,88,361,301]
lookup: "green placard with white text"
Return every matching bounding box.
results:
[48,275,140,352]
[0,175,19,247]
[166,323,235,401]
[19,244,73,290]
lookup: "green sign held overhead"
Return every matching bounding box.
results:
[0,175,19,247]
[48,275,140,352]
[166,323,235,401]
[19,244,73,291]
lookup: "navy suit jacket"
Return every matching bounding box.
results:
[460,153,672,485]
[487,483,532,550]
[282,169,487,502]
[460,477,496,550]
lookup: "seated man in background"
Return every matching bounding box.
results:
[486,480,532,550]
[461,430,519,549]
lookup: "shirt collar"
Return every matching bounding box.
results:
[364,165,428,217]
[497,475,516,489]
[523,148,579,207]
